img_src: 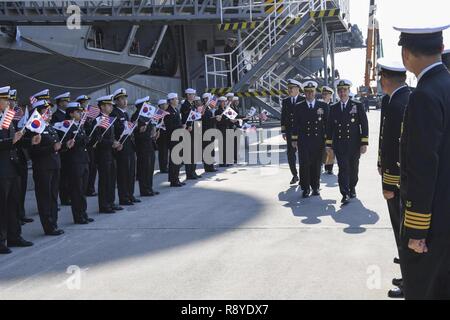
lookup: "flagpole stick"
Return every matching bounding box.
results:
[59,121,75,143]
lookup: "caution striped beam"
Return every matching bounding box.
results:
[218,16,303,31]
[264,0,284,14]
[310,9,341,19]
[206,88,288,97]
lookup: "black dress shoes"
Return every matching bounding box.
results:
[119,200,134,206]
[74,219,89,225]
[312,189,320,196]
[100,208,116,214]
[45,229,65,236]
[112,205,124,211]
[0,244,12,254]
[302,189,311,198]
[87,218,95,223]
[7,237,34,247]
[186,175,198,180]
[290,176,299,185]
[341,195,351,205]
[393,257,400,265]
[131,197,141,203]
[170,182,183,187]
[86,192,97,197]
[392,278,403,287]
[21,217,34,224]
[159,170,168,174]
[388,287,404,299]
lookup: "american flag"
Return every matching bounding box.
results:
[41,107,51,122]
[208,96,217,108]
[98,116,115,129]
[13,106,24,121]
[151,108,170,121]
[0,107,16,130]
[86,105,100,119]
[29,96,37,105]
[79,111,88,126]
[120,121,137,140]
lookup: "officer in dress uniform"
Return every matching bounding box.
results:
[229,95,245,164]
[201,93,219,173]
[281,79,304,185]
[394,24,450,300]
[292,81,329,198]
[111,88,140,206]
[131,96,160,197]
[0,86,33,254]
[376,58,411,299]
[321,86,336,175]
[77,95,98,197]
[28,100,65,236]
[326,79,369,205]
[215,96,232,167]
[156,99,169,174]
[9,89,34,225]
[51,92,71,206]
[90,95,123,214]
[180,88,201,180]
[63,102,94,224]
[166,93,185,187]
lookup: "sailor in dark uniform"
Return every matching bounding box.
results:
[52,92,72,206]
[292,81,329,198]
[326,79,369,205]
[215,96,232,167]
[63,102,94,224]
[281,79,304,185]
[394,24,450,300]
[28,100,65,236]
[201,93,219,173]
[156,99,169,174]
[321,86,335,175]
[166,93,185,187]
[90,95,123,214]
[131,96,160,197]
[77,95,98,197]
[111,88,140,206]
[0,86,33,254]
[230,95,245,164]
[180,88,201,180]
[9,89,34,225]
[376,58,411,299]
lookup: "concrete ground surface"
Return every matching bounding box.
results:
[0,110,401,300]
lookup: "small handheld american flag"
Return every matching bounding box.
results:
[29,96,37,105]
[13,106,24,121]
[151,109,170,122]
[98,116,115,129]
[0,107,16,130]
[86,105,100,119]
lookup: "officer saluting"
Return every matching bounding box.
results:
[281,79,304,185]
[0,86,33,254]
[394,24,450,300]
[292,81,329,198]
[326,79,369,205]
[376,58,411,299]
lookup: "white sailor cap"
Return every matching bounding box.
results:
[0,86,10,99]
[302,81,318,91]
[218,96,227,102]
[76,95,91,102]
[32,99,52,110]
[232,96,239,101]
[185,88,196,95]
[287,79,302,88]
[335,79,353,89]
[55,92,71,102]
[167,92,178,100]
[66,102,84,112]
[194,96,201,101]
[8,89,17,100]
[225,92,235,98]
[96,94,115,105]
[202,93,211,99]
[33,89,50,101]
[321,86,334,95]
[394,24,449,48]
[113,88,128,100]
[158,99,167,105]
[135,96,150,106]
[377,58,407,73]
[443,48,450,55]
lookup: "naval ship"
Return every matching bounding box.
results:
[0,0,363,117]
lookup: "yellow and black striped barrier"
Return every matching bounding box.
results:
[264,0,284,14]
[206,88,289,97]
[217,16,304,31]
[310,9,341,19]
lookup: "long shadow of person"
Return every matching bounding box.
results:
[321,172,338,188]
[331,199,379,234]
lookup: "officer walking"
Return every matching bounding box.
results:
[376,58,411,299]
[394,24,450,300]
[111,88,140,206]
[281,79,304,185]
[0,86,33,254]
[292,81,329,198]
[326,80,369,205]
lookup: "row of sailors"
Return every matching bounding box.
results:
[0,86,247,254]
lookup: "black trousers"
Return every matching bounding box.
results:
[97,160,116,210]
[335,148,360,196]
[299,143,323,191]
[86,147,97,195]
[158,140,169,172]
[69,163,89,222]
[33,168,60,233]
[185,130,197,177]
[219,128,232,165]
[203,138,216,171]
[0,177,21,244]
[116,152,136,202]
[136,143,156,194]
[59,155,71,204]
[387,190,401,249]
[17,161,28,220]
[286,134,298,177]
[168,145,181,183]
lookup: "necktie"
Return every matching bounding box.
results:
[309,103,313,109]
[341,103,345,112]
[292,97,295,105]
